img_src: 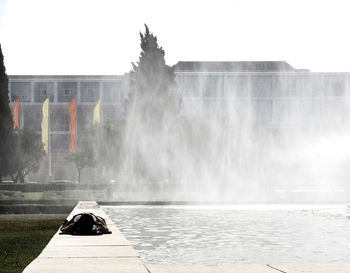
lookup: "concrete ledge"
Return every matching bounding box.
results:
[145,264,278,273]
[23,201,350,273]
[23,201,149,273]
[268,264,350,273]
[24,258,147,273]
[145,264,350,273]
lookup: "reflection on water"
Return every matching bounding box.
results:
[104,205,350,264]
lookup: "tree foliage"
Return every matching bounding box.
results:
[65,121,123,183]
[123,25,182,180]
[126,24,182,126]
[0,43,13,182]
[65,121,124,183]
[9,127,44,183]
[0,45,44,183]
[96,121,124,172]
[65,127,97,183]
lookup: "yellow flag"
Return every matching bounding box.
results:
[93,98,101,125]
[41,98,49,155]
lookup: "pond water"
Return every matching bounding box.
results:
[103,205,350,264]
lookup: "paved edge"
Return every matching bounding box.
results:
[22,201,149,273]
[22,201,350,273]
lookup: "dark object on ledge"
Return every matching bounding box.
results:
[60,212,112,235]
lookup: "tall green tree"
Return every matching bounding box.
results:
[123,25,182,180]
[0,43,13,183]
[126,24,182,126]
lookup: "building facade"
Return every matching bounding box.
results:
[175,61,350,129]
[8,61,350,181]
[9,75,129,152]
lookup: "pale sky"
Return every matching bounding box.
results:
[0,0,350,75]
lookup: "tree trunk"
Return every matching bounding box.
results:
[19,172,25,183]
[10,174,16,183]
[77,168,81,183]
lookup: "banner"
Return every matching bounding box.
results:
[41,98,49,155]
[93,98,101,125]
[12,98,19,129]
[68,98,76,152]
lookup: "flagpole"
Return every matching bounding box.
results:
[48,97,52,177]
[101,96,103,124]
[76,99,78,149]
[20,96,24,129]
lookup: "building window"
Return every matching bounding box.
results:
[103,81,122,102]
[81,82,100,102]
[202,76,222,98]
[12,90,24,101]
[81,88,99,102]
[297,77,311,97]
[176,75,200,97]
[50,112,69,131]
[34,82,54,102]
[10,82,32,102]
[224,76,248,97]
[87,89,95,99]
[324,77,345,97]
[254,100,272,122]
[311,76,325,97]
[57,82,77,102]
[251,76,272,97]
[64,89,71,96]
[273,76,296,97]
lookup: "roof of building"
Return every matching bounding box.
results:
[8,75,128,80]
[174,61,303,72]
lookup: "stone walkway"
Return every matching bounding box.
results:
[23,201,350,273]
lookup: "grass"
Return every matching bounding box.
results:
[0,214,66,273]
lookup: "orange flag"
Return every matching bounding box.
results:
[12,98,19,129]
[68,98,76,152]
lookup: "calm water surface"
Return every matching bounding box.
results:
[104,205,350,264]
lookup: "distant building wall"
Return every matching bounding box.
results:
[8,75,129,182]
[8,62,350,182]
[175,72,350,128]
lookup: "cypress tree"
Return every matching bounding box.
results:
[123,25,182,180]
[126,24,182,127]
[0,43,13,182]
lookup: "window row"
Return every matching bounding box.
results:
[21,106,121,132]
[23,112,69,131]
[10,81,125,103]
[176,75,346,98]
[181,99,346,123]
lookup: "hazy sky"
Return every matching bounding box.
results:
[0,0,350,74]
